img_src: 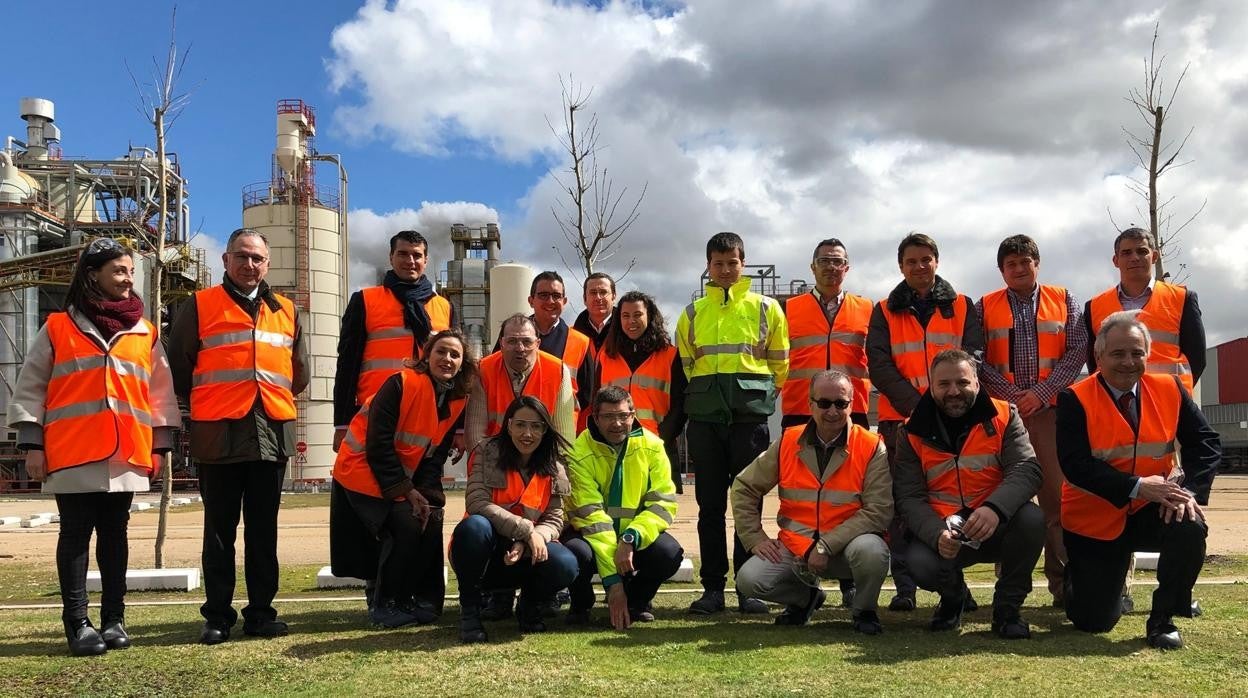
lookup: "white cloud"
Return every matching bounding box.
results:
[345,201,499,291]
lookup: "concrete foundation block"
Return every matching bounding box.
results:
[129,502,152,513]
[0,516,21,526]
[591,557,695,584]
[1133,552,1160,571]
[87,568,200,592]
[21,516,52,528]
[172,497,192,506]
[316,565,449,589]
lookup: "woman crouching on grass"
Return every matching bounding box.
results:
[6,238,181,657]
[451,396,579,643]
[330,328,477,628]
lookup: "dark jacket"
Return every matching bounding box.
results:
[572,308,611,351]
[167,275,310,465]
[1082,289,1206,383]
[893,388,1041,548]
[866,276,985,420]
[1056,374,1219,507]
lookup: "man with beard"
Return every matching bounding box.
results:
[893,350,1044,639]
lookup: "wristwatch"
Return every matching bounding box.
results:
[620,531,638,546]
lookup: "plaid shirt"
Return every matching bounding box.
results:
[975,285,1087,405]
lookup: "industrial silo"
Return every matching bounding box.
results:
[489,262,536,346]
[240,99,347,484]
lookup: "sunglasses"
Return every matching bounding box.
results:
[85,237,126,255]
[811,398,851,410]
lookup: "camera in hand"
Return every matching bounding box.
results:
[945,513,982,550]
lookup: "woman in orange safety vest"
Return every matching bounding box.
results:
[330,328,477,629]
[7,238,180,657]
[449,396,578,643]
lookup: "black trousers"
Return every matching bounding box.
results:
[565,531,684,611]
[1064,503,1207,633]
[686,420,769,592]
[373,504,445,612]
[199,460,285,629]
[908,501,1045,611]
[878,420,916,597]
[55,492,134,625]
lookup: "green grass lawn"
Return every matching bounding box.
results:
[1,584,1246,697]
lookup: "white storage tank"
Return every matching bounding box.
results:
[488,262,535,348]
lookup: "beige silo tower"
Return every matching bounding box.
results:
[241,99,347,483]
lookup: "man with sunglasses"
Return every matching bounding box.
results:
[781,238,874,608]
[733,370,891,633]
[893,349,1043,639]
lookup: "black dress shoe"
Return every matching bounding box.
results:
[991,607,1031,640]
[65,619,107,657]
[1191,600,1202,618]
[774,588,826,627]
[242,619,289,637]
[199,624,231,646]
[1146,620,1184,650]
[629,608,656,623]
[100,620,131,650]
[929,593,964,632]
[888,594,916,612]
[852,610,884,636]
[689,590,725,615]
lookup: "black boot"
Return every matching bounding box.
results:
[99,609,131,650]
[516,594,548,633]
[480,589,515,621]
[65,618,107,657]
[458,594,488,644]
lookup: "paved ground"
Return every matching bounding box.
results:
[2,475,1246,568]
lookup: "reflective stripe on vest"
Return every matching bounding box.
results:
[1061,373,1180,540]
[981,285,1068,405]
[781,292,872,417]
[356,286,453,404]
[190,286,296,421]
[560,328,591,432]
[681,288,788,377]
[42,313,157,473]
[1088,281,1193,390]
[876,296,969,421]
[332,371,465,498]
[479,351,564,440]
[775,423,881,557]
[907,398,1010,518]
[598,344,677,434]
[493,469,553,522]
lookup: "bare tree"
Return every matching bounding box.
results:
[128,6,196,568]
[547,77,647,285]
[1118,22,1206,282]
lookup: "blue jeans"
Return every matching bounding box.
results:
[450,515,578,602]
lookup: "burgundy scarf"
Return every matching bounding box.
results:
[80,294,145,338]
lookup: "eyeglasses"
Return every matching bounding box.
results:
[508,419,547,435]
[811,398,851,410]
[813,256,849,269]
[791,557,823,589]
[533,291,565,302]
[231,252,269,266]
[596,410,635,425]
[502,336,538,349]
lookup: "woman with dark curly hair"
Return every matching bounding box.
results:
[331,328,478,628]
[7,238,181,656]
[450,395,579,643]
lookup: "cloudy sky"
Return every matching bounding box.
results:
[6,1,1243,344]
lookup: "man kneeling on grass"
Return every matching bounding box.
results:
[732,370,892,634]
[565,386,683,629]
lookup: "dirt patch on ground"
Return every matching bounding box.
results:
[3,476,1247,567]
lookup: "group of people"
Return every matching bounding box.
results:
[7,223,1220,657]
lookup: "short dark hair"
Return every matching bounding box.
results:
[390,230,428,253]
[706,231,745,262]
[897,232,938,264]
[1113,227,1153,253]
[592,385,633,412]
[602,291,670,359]
[529,270,565,297]
[812,238,847,260]
[930,348,975,373]
[583,271,616,295]
[996,234,1040,270]
[227,227,269,252]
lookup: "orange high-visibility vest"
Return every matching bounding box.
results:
[492,469,553,522]
[1088,281,1193,390]
[560,328,591,432]
[332,371,465,499]
[1061,373,1180,541]
[597,345,677,434]
[191,285,296,421]
[781,292,872,417]
[355,286,453,404]
[876,297,969,421]
[42,313,156,473]
[907,398,1010,518]
[981,285,1069,405]
[775,423,881,557]
[478,350,565,438]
